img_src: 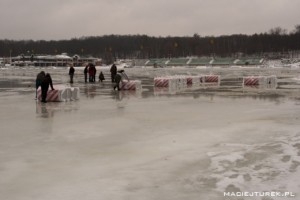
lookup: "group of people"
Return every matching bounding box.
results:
[69,63,106,83]
[84,63,105,83]
[70,62,129,87]
[36,63,130,103]
[82,62,128,89]
[35,71,54,103]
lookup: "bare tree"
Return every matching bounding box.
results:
[269,27,287,35]
[292,24,300,34]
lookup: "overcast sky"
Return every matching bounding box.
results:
[0,0,299,41]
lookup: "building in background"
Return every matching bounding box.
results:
[10,53,101,67]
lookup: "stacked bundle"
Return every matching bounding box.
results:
[154,76,187,94]
[265,75,277,87]
[154,74,221,94]
[186,75,204,87]
[120,80,142,90]
[154,77,172,87]
[243,76,262,86]
[204,75,220,86]
[37,85,80,102]
[243,76,277,89]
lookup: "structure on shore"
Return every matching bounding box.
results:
[9,53,101,67]
[145,57,265,67]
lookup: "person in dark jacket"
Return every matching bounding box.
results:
[110,64,117,82]
[35,71,45,99]
[69,65,75,83]
[99,71,105,82]
[41,73,54,103]
[114,70,129,91]
[92,64,97,82]
[84,65,89,83]
[88,64,96,82]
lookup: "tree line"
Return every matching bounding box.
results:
[1,25,299,63]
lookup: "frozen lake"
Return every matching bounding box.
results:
[1,66,300,200]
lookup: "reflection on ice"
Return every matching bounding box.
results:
[113,90,142,109]
[35,101,79,118]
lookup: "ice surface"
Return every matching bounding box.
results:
[0,66,300,200]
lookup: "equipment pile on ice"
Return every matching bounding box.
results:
[154,75,220,94]
[120,80,142,90]
[37,85,80,102]
[243,75,277,89]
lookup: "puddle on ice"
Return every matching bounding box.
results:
[0,67,300,200]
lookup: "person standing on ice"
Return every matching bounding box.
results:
[110,63,117,82]
[84,64,89,83]
[99,71,105,82]
[92,64,97,82]
[88,64,96,82]
[35,71,45,99]
[69,64,75,83]
[41,73,54,103]
[114,70,129,91]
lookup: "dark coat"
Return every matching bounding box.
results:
[110,64,117,74]
[89,65,96,76]
[115,71,129,83]
[36,71,45,89]
[84,66,88,74]
[99,72,105,81]
[42,74,54,90]
[69,67,75,75]
[40,73,54,102]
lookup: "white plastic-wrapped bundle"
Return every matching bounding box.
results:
[154,77,171,87]
[187,76,197,85]
[70,87,80,100]
[174,75,187,91]
[37,89,62,102]
[60,87,71,101]
[120,80,142,90]
[243,76,262,86]
[154,77,177,88]
[168,78,179,92]
[37,85,80,102]
[154,75,188,94]
[243,76,277,89]
[204,75,220,86]
[186,75,204,88]
[264,75,277,88]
